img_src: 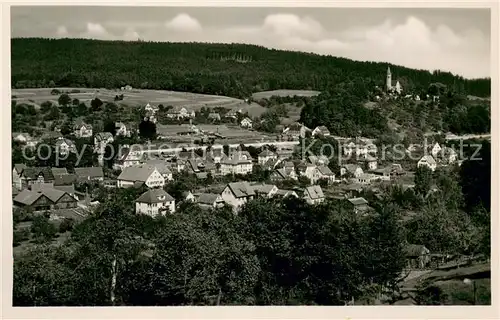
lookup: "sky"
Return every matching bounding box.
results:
[10,6,491,79]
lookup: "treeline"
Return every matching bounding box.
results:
[11,38,490,98]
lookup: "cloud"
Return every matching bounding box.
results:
[42,13,489,78]
[165,13,202,32]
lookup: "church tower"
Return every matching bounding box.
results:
[386,66,392,91]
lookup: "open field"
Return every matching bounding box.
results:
[252,89,321,100]
[12,88,268,117]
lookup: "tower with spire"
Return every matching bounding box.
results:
[386,66,392,91]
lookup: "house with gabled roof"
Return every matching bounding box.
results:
[274,189,299,198]
[417,155,437,172]
[240,117,253,128]
[12,163,27,190]
[359,154,378,170]
[14,188,77,212]
[195,193,225,210]
[312,126,330,137]
[297,162,316,182]
[143,160,173,181]
[340,164,364,178]
[166,106,195,119]
[55,137,76,155]
[16,167,55,190]
[251,183,278,198]
[73,119,93,138]
[220,151,253,176]
[271,167,298,181]
[144,103,159,115]
[117,165,165,188]
[135,189,175,216]
[74,167,104,182]
[113,147,142,170]
[430,142,442,158]
[94,132,114,153]
[115,122,132,137]
[221,181,256,211]
[313,165,335,184]
[346,197,371,214]
[258,149,278,165]
[303,185,325,205]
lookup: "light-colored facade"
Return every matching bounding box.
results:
[117,166,165,188]
[135,189,175,216]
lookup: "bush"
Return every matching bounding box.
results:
[13,229,30,247]
[30,215,57,243]
[58,218,75,233]
[51,89,61,95]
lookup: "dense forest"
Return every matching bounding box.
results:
[11,38,490,98]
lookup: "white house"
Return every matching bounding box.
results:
[312,126,330,137]
[353,173,379,184]
[418,155,437,172]
[143,160,174,182]
[240,117,253,128]
[298,163,317,182]
[117,165,165,188]
[166,106,195,119]
[258,149,278,165]
[115,122,131,137]
[55,138,76,155]
[220,151,253,175]
[12,164,27,190]
[360,154,378,170]
[94,132,114,153]
[221,181,256,211]
[303,185,325,205]
[113,147,143,170]
[135,189,175,216]
[430,143,442,158]
[340,164,364,178]
[144,103,159,115]
[313,166,335,184]
[73,119,93,138]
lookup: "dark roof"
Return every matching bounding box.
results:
[136,189,174,204]
[196,193,221,205]
[54,174,77,186]
[22,167,54,181]
[347,197,369,206]
[227,182,256,198]
[118,165,156,182]
[317,165,334,176]
[74,167,104,179]
[305,185,324,199]
[51,168,68,176]
[14,188,72,205]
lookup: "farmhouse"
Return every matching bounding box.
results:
[303,185,325,205]
[135,189,175,216]
[73,119,93,138]
[74,167,104,182]
[221,181,256,211]
[14,166,55,190]
[240,117,253,128]
[117,165,165,188]
[312,126,330,137]
[417,155,437,171]
[14,188,77,212]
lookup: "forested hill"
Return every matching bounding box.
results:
[11,38,490,98]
